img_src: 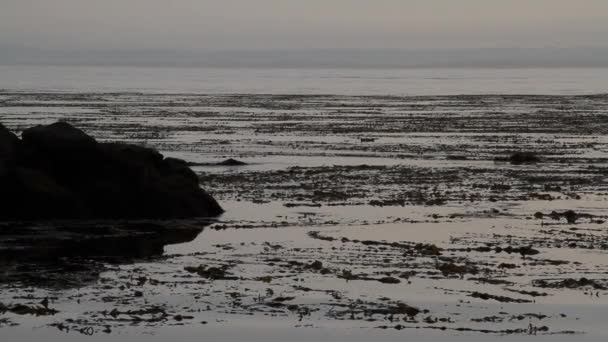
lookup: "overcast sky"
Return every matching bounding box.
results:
[2,0,607,50]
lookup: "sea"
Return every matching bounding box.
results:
[0,65,607,95]
[2,65,608,342]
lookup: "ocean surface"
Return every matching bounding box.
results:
[0,65,607,95]
[2,62,608,340]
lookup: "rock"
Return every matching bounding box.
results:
[18,122,102,183]
[378,276,401,284]
[21,121,98,156]
[0,123,19,161]
[0,121,223,220]
[508,152,540,165]
[162,157,200,186]
[217,158,247,166]
[518,245,540,257]
[389,303,420,317]
[308,260,323,270]
[8,167,85,219]
[564,210,577,224]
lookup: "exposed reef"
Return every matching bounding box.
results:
[0,122,223,220]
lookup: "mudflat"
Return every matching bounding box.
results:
[1,92,608,341]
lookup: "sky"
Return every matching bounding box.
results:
[2,0,608,50]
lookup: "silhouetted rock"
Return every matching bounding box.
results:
[564,210,578,224]
[0,121,223,220]
[9,167,85,219]
[22,121,98,155]
[217,158,247,166]
[508,152,540,165]
[0,123,19,161]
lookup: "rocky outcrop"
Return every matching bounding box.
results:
[217,158,247,166]
[0,123,19,161]
[0,122,223,220]
[508,152,540,165]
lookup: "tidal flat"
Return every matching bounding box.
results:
[1,92,608,341]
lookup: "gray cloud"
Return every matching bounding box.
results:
[1,0,607,50]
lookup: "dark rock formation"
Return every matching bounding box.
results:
[0,122,223,220]
[564,210,578,224]
[0,123,19,161]
[508,152,540,165]
[217,158,247,166]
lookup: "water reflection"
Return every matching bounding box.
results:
[0,220,211,288]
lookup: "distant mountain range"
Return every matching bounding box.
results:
[1,45,607,68]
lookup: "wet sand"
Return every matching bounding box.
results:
[1,92,608,340]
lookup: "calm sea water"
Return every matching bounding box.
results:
[0,65,607,95]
